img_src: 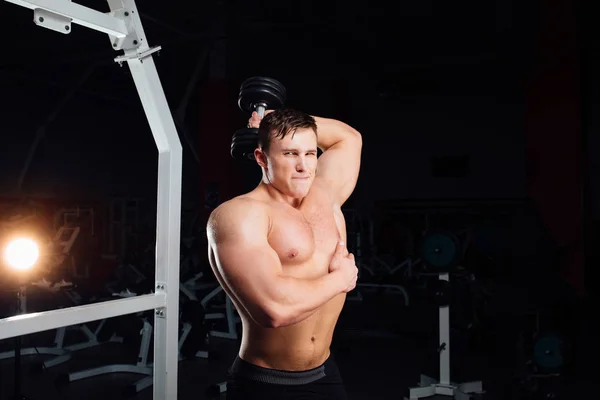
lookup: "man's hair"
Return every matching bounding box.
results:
[257,108,317,153]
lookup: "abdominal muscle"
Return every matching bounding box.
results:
[239,286,346,371]
[239,223,347,369]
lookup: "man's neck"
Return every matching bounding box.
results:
[257,182,303,208]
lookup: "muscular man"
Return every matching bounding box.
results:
[207,107,362,399]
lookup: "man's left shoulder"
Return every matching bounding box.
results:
[311,177,341,205]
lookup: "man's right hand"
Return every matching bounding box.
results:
[329,241,358,293]
[248,110,274,128]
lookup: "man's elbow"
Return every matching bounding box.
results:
[347,128,362,142]
[347,129,362,150]
[257,304,297,329]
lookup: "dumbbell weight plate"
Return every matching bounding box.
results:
[231,127,259,161]
[238,77,286,114]
[238,85,285,114]
[239,76,286,102]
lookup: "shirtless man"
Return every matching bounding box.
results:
[207,107,362,399]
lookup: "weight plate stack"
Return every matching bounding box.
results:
[237,76,286,114]
[231,127,259,161]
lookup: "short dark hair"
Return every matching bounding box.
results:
[257,108,317,153]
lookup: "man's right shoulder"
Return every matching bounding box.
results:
[207,196,269,240]
[209,195,267,219]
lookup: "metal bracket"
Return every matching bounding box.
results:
[155,282,166,318]
[107,8,139,50]
[34,8,72,34]
[114,45,161,66]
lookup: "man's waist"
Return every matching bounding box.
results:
[239,346,331,371]
[229,353,334,385]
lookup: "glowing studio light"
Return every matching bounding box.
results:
[4,238,40,271]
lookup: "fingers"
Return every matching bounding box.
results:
[248,112,262,128]
[336,241,345,254]
[346,275,358,293]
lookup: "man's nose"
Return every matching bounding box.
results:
[296,157,307,172]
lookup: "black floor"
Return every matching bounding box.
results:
[0,293,594,400]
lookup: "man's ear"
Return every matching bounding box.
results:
[254,148,268,168]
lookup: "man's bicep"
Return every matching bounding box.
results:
[317,135,362,205]
[211,236,283,324]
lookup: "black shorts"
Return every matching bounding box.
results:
[226,354,348,400]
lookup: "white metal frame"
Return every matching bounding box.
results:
[405,274,483,400]
[0,1,182,399]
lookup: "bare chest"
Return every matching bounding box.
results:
[268,197,343,277]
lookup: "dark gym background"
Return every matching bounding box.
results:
[0,0,595,399]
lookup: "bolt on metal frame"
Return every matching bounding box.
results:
[0,1,182,398]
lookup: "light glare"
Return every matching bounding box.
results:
[4,238,40,271]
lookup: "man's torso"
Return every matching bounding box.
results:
[232,179,347,371]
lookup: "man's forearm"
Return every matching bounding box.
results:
[271,272,343,327]
[313,116,361,151]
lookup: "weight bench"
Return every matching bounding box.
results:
[60,318,154,394]
[181,273,241,341]
[60,286,212,395]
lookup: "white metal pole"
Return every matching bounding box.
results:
[1,2,183,399]
[0,294,166,341]
[439,273,450,386]
[4,0,128,37]
[125,54,182,399]
[109,2,182,399]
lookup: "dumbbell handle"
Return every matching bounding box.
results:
[255,102,267,118]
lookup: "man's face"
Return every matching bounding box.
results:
[257,128,318,199]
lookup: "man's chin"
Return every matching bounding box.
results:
[273,181,312,199]
[286,186,310,199]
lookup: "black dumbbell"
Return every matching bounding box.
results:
[231,76,286,161]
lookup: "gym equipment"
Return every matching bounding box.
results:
[231,76,287,161]
[532,333,565,373]
[419,231,461,272]
[2,281,122,399]
[59,318,154,392]
[427,278,453,307]
[60,311,211,396]
[516,327,568,400]
[206,382,228,399]
[54,278,214,396]
[2,2,182,400]
[0,320,122,370]
[343,208,411,308]
[11,285,32,400]
[202,286,241,340]
[181,272,241,340]
[522,310,571,377]
[405,273,483,400]
[105,263,148,295]
[179,300,208,358]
